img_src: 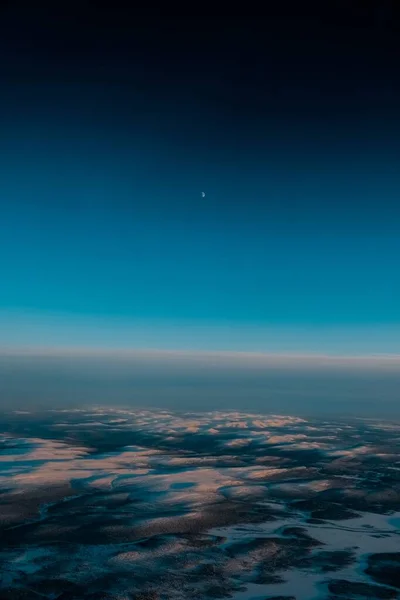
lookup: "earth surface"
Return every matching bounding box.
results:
[0,408,399,599]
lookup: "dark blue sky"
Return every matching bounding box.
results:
[1,5,399,353]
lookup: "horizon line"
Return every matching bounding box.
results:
[1,344,400,364]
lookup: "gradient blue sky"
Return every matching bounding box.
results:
[1,10,399,355]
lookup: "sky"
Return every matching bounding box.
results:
[1,4,400,357]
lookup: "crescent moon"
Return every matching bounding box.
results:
[201,192,206,198]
